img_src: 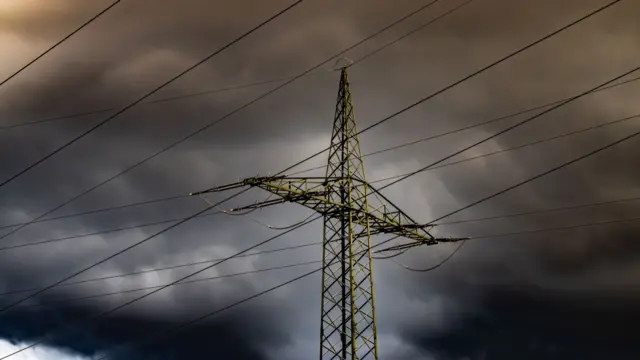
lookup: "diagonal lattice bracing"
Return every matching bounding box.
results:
[319,69,377,359]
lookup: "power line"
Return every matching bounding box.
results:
[0,195,188,231]
[435,195,640,226]
[20,259,321,309]
[0,0,449,248]
[471,214,640,240]
[0,202,295,252]
[21,231,470,309]
[4,97,637,259]
[71,0,640,350]
[44,132,640,356]
[0,6,458,341]
[3,0,632,348]
[276,0,623,177]
[1,1,632,356]
[352,0,475,66]
[92,226,457,359]
[294,70,640,255]
[0,211,318,360]
[368,68,640,240]
[384,213,640,271]
[0,213,219,252]
[369,111,640,184]
[427,117,640,224]
[0,241,321,297]
[4,109,637,255]
[2,98,637,233]
[0,74,322,131]
[377,64,640,191]
[0,188,249,315]
[0,0,625,247]
[0,0,468,132]
[357,0,622,138]
[0,0,308,244]
[5,184,640,273]
[391,240,466,272]
[97,267,323,360]
[0,0,462,251]
[390,213,640,252]
[0,1,122,89]
[0,0,305,191]
[100,211,640,359]
[4,183,639,256]
[18,232,471,310]
[290,102,640,177]
[0,0,459,311]
[375,5,630,191]
[0,7,467,346]
[362,74,640,157]
[2,72,637,237]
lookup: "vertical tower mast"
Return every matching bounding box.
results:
[320,68,378,359]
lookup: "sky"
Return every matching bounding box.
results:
[0,0,639,359]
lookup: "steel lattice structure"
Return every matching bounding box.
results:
[191,67,463,359]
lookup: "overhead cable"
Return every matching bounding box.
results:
[390,240,466,272]
[0,0,469,132]
[2,104,637,233]
[5,187,640,274]
[96,267,323,360]
[0,1,122,89]
[0,0,306,191]
[0,0,450,248]
[0,0,308,244]
[3,111,638,254]
[92,223,458,359]
[377,63,640,191]
[0,211,318,359]
[471,214,640,240]
[0,2,456,326]
[0,188,250,315]
[434,194,640,226]
[288,76,640,176]
[276,0,623,177]
[0,241,322,297]
[369,112,640,185]
[0,2,467,316]
[385,212,640,271]
[1,68,637,235]
[427,115,640,224]
[20,260,321,309]
[0,195,188,231]
[198,193,317,230]
[95,211,640,358]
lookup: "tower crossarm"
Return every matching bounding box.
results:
[192,176,460,246]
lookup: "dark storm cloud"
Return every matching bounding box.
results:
[1,0,640,359]
[0,298,287,360]
[404,287,640,360]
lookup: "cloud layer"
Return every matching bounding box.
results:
[0,0,639,359]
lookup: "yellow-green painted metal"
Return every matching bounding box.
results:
[319,68,377,359]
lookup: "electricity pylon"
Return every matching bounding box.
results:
[191,66,464,359]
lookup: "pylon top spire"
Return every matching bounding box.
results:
[325,65,365,184]
[333,57,354,70]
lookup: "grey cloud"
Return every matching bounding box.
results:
[1,0,639,359]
